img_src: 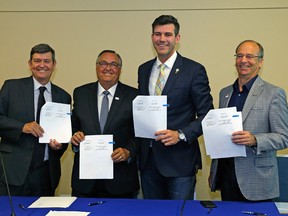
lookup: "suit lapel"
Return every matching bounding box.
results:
[22,77,35,121]
[162,53,183,95]
[51,83,60,102]
[89,83,101,133]
[142,60,155,95]
[220,77,264,123]
[220,87,233,108]
[103,82,125,132]
[242,77,264,122]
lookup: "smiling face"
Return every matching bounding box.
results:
[29,52,56,85]
[235,41,264,80]
[96,52,122,90]
[152,24,180,63]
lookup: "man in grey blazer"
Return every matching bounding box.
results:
[210,40,288,201]
[0,44,71,196]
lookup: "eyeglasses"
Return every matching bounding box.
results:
[97,61,121,69]
[234,54,262,60]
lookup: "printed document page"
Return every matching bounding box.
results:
[80,135,113,179]
[133,95,167,139]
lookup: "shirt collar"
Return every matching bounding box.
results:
[98,82,118,97]
[33,77,51,93]
[233,75,258,92]
[156,51,177,69]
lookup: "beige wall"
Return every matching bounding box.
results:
[1,0,288,200]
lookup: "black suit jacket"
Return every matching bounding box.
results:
[71,81,139,195]
[137,53,213,177]
[0,76,71,190]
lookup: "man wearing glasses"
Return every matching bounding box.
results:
[70,50,139,198]
[209,40,288,201]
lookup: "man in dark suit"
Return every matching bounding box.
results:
[71,50,139,198]
[137,15,213,200]
[0,43,71,196]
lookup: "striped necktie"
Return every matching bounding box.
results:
[155,64,165,95]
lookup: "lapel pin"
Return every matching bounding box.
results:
[115,97,119,100]
[175,68,179,74]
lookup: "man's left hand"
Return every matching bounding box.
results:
[232,130,257,147]
[49,139,63,150]
[155,129,180,146]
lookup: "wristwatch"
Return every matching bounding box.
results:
[178,130,187,142]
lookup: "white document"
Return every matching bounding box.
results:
[39,102,72,143]
[201,107,247,159]
[275,202,288,214]
[46,211,90,216]
[29,196,77,208]
[80,135,113,179]
[133,95,167,139]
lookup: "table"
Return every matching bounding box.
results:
[0,196,281,216]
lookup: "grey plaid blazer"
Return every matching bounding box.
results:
[210,76,288,200]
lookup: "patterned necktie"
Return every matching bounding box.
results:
[155,64,165,95]
[99,90,110,133]
[36,86,46,123]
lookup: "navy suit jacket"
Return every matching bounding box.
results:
[0,76,71,190]
[71,81,139,195]
[137,52,213,177]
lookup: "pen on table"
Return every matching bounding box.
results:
[242,211,267,216]
[18,204,26,210]
[88,201,105,206]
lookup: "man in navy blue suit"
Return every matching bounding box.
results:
[137,15,213,200]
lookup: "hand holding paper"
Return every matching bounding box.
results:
[39,102,72,143]
[201,107,246,159]
[80,135,113,179]
[133,96,167,139]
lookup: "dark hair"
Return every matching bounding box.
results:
[152,15,180,36]
[30,43,56,62]
[96,50,122,67]
[235,40,264,59]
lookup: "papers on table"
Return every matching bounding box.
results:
[46,211,90,216]
[29,197,89,215]
[133,95,167,139]
[39,102,72,143]
[201,107,246,159]
[275,202,288,214]
[80,135,113,179]
[29,196,77,208]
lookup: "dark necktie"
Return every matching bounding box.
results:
[36,86,46,123]
[32,86,46,167]
[99,90,109,133]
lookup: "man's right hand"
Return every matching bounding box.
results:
[71,131,85,146]
[22,122,44,137]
